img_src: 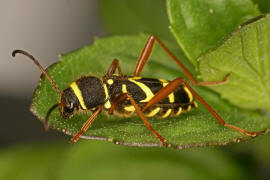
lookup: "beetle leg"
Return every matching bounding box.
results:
[125,93,166,145]
[106,58,123,76]
[133,35,230,86]
[108,93,128,114]
[70,106,102,143]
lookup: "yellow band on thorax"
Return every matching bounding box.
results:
[70,82,87,110]
[122,84,128,93]
[103,84,111,109]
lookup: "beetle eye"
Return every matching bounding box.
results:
[64,106,74,113]
[69,102,74,109]
[63,101,74,114]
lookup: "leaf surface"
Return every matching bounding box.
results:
[199,14,270,111]
[167,0,260,66]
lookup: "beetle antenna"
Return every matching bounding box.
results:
[44,103,62,131]
[12,49,61,95]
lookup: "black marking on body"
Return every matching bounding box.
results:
[174,85,191,104]
[76,76,106,109]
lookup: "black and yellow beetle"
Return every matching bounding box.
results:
[12,35,260,146]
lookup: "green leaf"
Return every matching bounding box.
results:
[199,14,270,112]
[100,0,173,40]
[30,34,270,149]
[167,0,260,67]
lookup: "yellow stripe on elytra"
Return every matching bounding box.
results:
[128,78,154,103]
[146,107,160,117]
[70,82,87,110]
[183,86,193,102]
[159,79,175,103]
[162,109,172,118]
[103,84,111,109]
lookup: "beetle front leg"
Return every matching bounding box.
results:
[70,106,102,143]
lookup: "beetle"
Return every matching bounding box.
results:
[12,35,260,146]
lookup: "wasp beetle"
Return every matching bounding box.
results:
[12,35,260,146]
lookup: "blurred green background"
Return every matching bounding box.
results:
[1,0,270,179]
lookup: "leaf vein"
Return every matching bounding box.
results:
[255,24,270,105]
[239,32,262,77]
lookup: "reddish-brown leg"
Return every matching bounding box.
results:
[108,93,167,145]
[107,93,166,145]
[108,93,128,114]
[134,35,230,86]
[142,77,260,137]
[70,106,102,143]
[124,93,166,145]
[108,36,229,114]
[104,59,125,114]
[106,58,123,76]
